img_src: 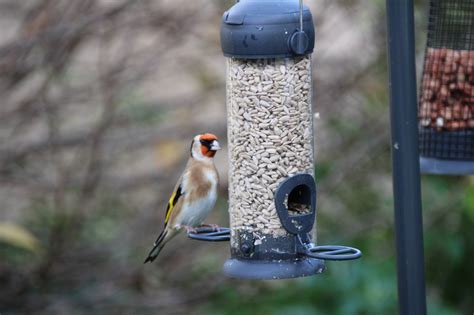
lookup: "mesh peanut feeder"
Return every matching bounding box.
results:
[419,0,474,174]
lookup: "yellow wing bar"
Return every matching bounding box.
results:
[164,185,182,225]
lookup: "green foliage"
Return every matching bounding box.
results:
[79,197,128,245]
[199,260,397,315]
[422,177,474,313]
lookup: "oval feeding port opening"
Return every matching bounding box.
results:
[274,173,316,235]
[287,184,312,216]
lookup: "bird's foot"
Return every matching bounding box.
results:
[183,225,198,234]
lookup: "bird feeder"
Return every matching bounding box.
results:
[222,0,322,279]
[186,0,359,280]
[418,0,474,175]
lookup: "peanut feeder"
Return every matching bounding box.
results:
[418,0,474,175]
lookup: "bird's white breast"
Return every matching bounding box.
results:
[175,170,218,228]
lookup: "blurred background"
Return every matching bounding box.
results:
[0,0,473,314]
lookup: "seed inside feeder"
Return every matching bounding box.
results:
[226,56,314,238]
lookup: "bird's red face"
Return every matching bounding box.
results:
[190,133,221,159]
[199,133,220,158]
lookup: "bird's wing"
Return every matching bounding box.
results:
[149,175,184,247]
[163,175,185,228]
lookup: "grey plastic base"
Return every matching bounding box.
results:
[223,258,325,280]
[420,157,474,175]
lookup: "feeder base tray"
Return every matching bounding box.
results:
[420,157,474,175]
[223,257,325,280]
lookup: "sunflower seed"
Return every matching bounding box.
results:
[227,56,315,237]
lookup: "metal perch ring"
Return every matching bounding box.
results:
[303,245,362,261]
[187,226,231,242]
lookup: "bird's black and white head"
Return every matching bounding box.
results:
[190,133,221,161]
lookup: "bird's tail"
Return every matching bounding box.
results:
[144,230,170,263]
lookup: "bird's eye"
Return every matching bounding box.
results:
[200,140,212,147]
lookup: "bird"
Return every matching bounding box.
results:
[144,133,221,263]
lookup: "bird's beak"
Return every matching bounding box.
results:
[210,140,221,151]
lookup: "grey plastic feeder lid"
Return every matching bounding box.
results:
[220,0,315,59]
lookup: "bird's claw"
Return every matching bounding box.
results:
[183,226,198,234]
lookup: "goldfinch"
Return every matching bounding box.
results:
[144,133,221,263]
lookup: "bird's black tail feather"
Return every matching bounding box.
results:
[144,230,167,263]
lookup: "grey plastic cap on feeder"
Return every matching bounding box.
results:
[220,0,315,59]
[221,0,325,280]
